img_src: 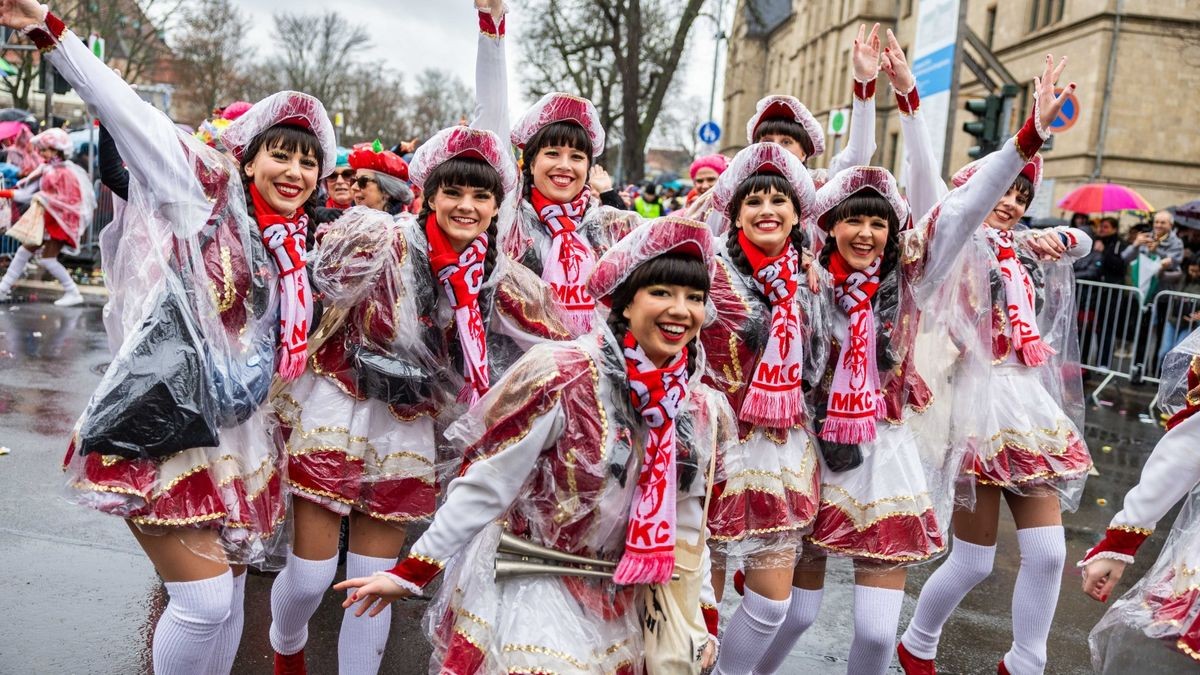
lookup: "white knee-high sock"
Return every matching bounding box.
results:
[269,549,339,656]
[1004,526,1065,675]
[338,552,398,675]
[152,570,234,675]
[714,588,790,675]
[900,537,996,659]
[847,585,904,675]
[206,570,246,675]
[38,257,78,293]
[0,247,32,292]
[752,587,823,674]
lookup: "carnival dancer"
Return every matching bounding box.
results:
[2,2,337,672]
[269,125,568,675]
[0,115,40,178]
[348,139,413,216]
[335,215,727,673]
[894,57,1091,675]
[471,1,639,335]
[0,127,95,305]
[1082,333,1200,671]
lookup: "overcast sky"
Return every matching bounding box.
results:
[238,1,728,141]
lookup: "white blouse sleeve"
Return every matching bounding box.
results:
[45,30,206,209]
[896,94,948,223]
[1111,412,1200,533]
[826,80,878,176]
[471,9,511,140]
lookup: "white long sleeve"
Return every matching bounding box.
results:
[409,407,562,565]
[827,81,877,176]
[897,102,947,224]
[46,30,207,213]
[472,10,510,139]
[1111,412,1200,532]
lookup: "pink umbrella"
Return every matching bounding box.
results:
[1057,182,1153,214]
[0,120,26,142]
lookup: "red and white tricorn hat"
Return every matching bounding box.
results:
[409,125,519,198]
[812,166,911,232]
[709,142,817,231]
[745,95,826,157]
[951,152,1043,191]
[589,215,715,306]
[221,91,338,178]
[510,92,605,159]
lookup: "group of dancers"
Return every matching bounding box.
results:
[7,0,1198,672]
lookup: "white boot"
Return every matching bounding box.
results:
[54,290,84,306]
[0,247,33,302]
[41,258,83,307]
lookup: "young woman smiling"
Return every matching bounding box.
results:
[335,216,728,673]
[0,2,337,673]
[699,142,826,675]
[899,58,1092,675]
[471,1,638,335]
[270,125,568,675]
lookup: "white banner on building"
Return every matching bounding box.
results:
[910,0,960,179]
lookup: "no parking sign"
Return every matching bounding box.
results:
[1049,87,1080,132]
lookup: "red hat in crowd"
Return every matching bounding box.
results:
[220,101,252,121]
[689,154,729,180]
[349,139,409,182]
[951,153,1043,191]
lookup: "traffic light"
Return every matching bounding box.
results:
[963,95,1002,159]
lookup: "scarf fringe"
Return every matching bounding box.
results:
[1018,339,1056,367]
[738,388,805,428]
[612,551,675,585]
[564,309,593,336]
[820,415,877,445]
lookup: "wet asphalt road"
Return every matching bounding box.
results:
[0,292,1194,674]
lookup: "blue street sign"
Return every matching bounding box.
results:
[1049,89,1080,131]
[698,121,721,144]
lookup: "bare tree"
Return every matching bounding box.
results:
[63,0,185,85]
[519,0,706,181]
[171,0,252,124]
[269,11,370,110]
[403,69,473,144]
[341,65,409,145]
[0,32,39,110]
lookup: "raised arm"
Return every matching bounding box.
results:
[827,23,880,176]
[881,29,946,221]
[13,10,205,211]
[913,55,1076,289]
[471,0,510,138]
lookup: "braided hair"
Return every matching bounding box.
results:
[724,173,809,278]
[816,190,901,279]
[605,253,710,376]
[416,156,505,279]
[239,124,324,224]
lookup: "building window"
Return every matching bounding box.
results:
[1029,0,1064,32]
[903,0,914,19]
[986,5,997,47]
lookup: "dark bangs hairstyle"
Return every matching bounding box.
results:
[418,156,505,278]
[753,117,816,159]
[725,173,809,278]
[818,189,902,278]
[1010,173,1035,209]
[240,123,324,220]
[520,121,594,200]
[606,252,710,375]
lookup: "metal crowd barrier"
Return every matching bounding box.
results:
[1075,280,1146,405]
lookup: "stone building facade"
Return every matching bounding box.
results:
[721,0,1200,214]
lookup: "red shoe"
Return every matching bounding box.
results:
[274,650,306,675]
[896,641,936,675]
[997,659,1010,675]
[732,568,745,596]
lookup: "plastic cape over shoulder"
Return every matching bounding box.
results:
[1090,332,1200,670]
[292,207,573,484]
[63,121,285,568]
[415,326,733,672]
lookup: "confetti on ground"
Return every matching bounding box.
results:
[1096,498,1108,507]
[1101,445,1112,453]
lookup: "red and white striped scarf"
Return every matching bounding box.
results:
[613,330,688,585]
[823,252,884,444]
[426,213,490,405]
[738,231,806,428]
[250,183,311,382]
[531,186,595,334]
[987,227,1054,366]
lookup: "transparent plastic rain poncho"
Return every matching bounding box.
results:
[705,141,822,247]
[509,91,606,159]
[15,155,95,248]
[46,26,337,567]
[276,203,573,523]
[418,328,732,673]
[947,155,1091,512]
[797,166,996,566]
[1089,332,1200,671]
[699,144,829,569]
[1,123,42,177]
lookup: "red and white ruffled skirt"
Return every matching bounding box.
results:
[275,371,437,523]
